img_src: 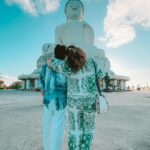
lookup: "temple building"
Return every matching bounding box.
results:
[18,43,129,91]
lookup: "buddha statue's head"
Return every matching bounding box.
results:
[65,0,84,21]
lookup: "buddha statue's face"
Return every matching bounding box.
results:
[65,0,84,21]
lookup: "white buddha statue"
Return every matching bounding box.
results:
[55,0,94,50]
[55,0,111,73]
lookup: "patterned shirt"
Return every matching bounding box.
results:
[50,57,103,108]
[39,64,67,109]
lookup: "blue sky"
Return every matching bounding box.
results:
[0,0,150,86]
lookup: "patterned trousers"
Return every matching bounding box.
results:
[68,102,96,150]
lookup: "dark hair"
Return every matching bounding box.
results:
[65,0,84,13]
[54,44,67,60]
[66,45,86,73]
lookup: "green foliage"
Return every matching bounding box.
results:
[0,80,6,89]
[9,81,22,89]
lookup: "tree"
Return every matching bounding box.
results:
[9,81,22,89]
[0,80,6,89]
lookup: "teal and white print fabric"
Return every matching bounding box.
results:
[50,57,103,99]
[50,57,103,149]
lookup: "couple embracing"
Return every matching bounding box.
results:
[39,44,103,150]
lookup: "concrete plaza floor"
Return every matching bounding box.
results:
[0,90,150,150]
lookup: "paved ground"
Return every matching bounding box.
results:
[0,90,150,150]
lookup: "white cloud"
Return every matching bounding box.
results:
[108,58,150,86]
[5,0,60,16]
[0,74,19,86]
[5,0,37,15]
[100,0,150,48]
[127,69,150,87]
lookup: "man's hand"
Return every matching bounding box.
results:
[47,59,51,68]
[43,99,49,109]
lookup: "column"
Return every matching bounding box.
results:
[34,79,39,89]
[123,81,127,90]
[21,80,26,90]
[102,79,106,90]
[26,79,31,90]
[113,80,117,91]
[120,80,124,91]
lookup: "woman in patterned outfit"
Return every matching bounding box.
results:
[47,45,103,150]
